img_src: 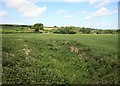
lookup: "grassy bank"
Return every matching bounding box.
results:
[2,33,119,84]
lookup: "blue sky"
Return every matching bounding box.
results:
[0,0,118,29]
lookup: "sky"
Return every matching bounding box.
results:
[0,0,119,29]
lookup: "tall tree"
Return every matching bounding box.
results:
[32,23,44,33]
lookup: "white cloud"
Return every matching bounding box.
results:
[89,0,119,8]
[93,0,119,8]
[64,15,73,18]
[75,10,87,15]
[81,11,87,14]
[85,16,92,20]
[56,9,65,14]
[0,10,7,17]
[84,7,117,20]
[92,7,115,16]
[89,0,98,5]
[5,0,47,18]
[94,0,111,8]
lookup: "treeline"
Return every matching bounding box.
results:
[0,24,32,28]
[53,26,76,34]
[1,24,119,34]
[51,26,118,34]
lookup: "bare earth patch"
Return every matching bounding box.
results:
[69,46,79,53]
[23,44,32,56]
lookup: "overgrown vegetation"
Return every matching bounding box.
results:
[31,23,44,33]
[0,24,118,34]
[2,34,119,84]
[53,26,76,34]
[1,24,119,84]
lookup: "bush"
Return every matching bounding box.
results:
[53,27,76,34]
[79,27,91,34]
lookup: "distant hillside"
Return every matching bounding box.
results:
[0,24,118,34]
[0,24,57,30]
[0,24,32,29]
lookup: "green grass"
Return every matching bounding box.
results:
[2,33,119,84]
[2,34,118,55]
[0,25,33,33]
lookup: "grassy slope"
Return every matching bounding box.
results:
[2,33,119,84]
[2,34,118,55]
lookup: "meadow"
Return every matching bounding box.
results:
[2,33,119,84]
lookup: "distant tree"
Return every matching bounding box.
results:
[54,26,57,28]
[61,26,64,28]
[21,25,28,27]
[53,26,76,34]
[102,30,114,34]
[68,31,76,34]
[32,23,44,33]
[94,30,102,34]
[80,27,91,34]
[116,29,120,33]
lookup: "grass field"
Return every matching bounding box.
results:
[2,33,119,84]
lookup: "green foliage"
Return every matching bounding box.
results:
[79,27,91,34]
[54,26,58,28]
[53,26,76,34]
[1,24,33,33]
[116,29,120,33]
[32,23,44,33]
[102,30,116,34]
[92,29,117,34]
[2,34,118,84]
[0,24,118,34]
[1,24,31,28]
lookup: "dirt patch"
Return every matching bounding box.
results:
[23,44,32,56]
[69,46,79,53]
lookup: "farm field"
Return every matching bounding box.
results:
[2,33,119,84]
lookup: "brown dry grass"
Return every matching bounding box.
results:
[69,45,79,53]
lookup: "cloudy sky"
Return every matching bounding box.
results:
[0,0,119,29]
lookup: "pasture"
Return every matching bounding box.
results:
[2,33,119,84]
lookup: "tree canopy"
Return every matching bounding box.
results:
[79,27,91,34]
[32,23,44,33]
